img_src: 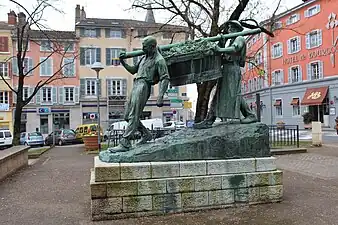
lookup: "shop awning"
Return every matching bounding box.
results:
[273,99,282,106]
[301,86,328,106]
[290,98,299,105]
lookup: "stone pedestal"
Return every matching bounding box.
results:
[90,156,283,221]
[312,121,322,146]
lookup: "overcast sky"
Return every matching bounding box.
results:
[0,0,304,108]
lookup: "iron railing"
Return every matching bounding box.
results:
[268,125,299,148]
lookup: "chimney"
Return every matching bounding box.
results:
[145,4,155,23]
[18,12,26,25]
[80,6,86,21]
[75,4,81,23]
[7,10,17,25]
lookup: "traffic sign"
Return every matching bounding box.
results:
[170,99,183,109]
[89,113,96,120]
[184,101,192,109]
[37,107,51,114]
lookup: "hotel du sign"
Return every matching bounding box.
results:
[283,46,338,65]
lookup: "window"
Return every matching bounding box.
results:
[0,92,9,104]
[252,36,257,44]
[247,41,252,48]
[40,40,53,51]
[306,30,322,49]
[40,57,53,76]
[247,60,254,70]
[0,62,8,77]
[63,58,75,76]
[253,78,257,91]
[106,29,122,38]
[288,36,301,54]
[83,28,99,37]
[4,131,11,138]
[41,87,52,103]
[23,87,29,101]
[162,32,172,39]
[272,43,283,58]
[272,21,282,30]
[12,57,33,75]
[305,5,320,17]
[272,70,283,86]
[64,87,74,102]
[15,40,30,51]
[107,79,127,96]
[291,98,300,116]
[80,47,101,66]
[286,14,300,25]
[63,42,74,52]
[307,61,323,80]
[274,99,283,116]
[106,48,125,66]
[255,51,263,65]
[137,29,147,37]
[86,79,97,96]
[40,115,49,134]
[0,36,9,52]
[289,66,302,83]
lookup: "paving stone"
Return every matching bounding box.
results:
[222,174,247,189]
[167,177,195,193]
[179,160,206,177]
[195,175,222,191]
[181,191,208,208]
[256,157,276,172]
[94,157,120,182]
[91,198,122,215]
[138,179,167,195]
[208,189,234,205]
[152,193,182,212]
[120,162,151,180]
[151,161,179,178]
[107,180,138,197]
[123,195,152,212]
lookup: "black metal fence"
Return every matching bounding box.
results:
[268,125,299,148]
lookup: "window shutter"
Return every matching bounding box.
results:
[29,87,34,103]
[12,57,18,75]
[296,13,300,21]
[319,61,323,79]
[80,28,85,37]
[40,58,45,75]
[28,58,33,75]
[316,4,320,13]
[52,87,57,104]
[271,72,275,86]
[96,28,101,37]
[107,79,112,96]
[287,39,291,54]
[58,87,64,104]
[36,89,41,104]
[96,48,101,63]
[318,29,322,46]
[121,29,126,38]
[306,33,310,49]
[297,36,301,51]
[288,67,292,83]
[304,9,309,18]
[280,70,284,84]
[80,79,85,97]
[80,47,85,65]
[106,48,111,66]
[105,28,110,38]
[299,66,303,81]
[122,79,127,96]
[48,58,53,75]
[75,87,80,103]
[13,87,17,103]
[307,63,311,80]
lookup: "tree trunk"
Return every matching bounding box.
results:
[13,102,23,145]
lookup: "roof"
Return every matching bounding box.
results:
[75,18,188,31]
[0,21,14,30]
[12,29,77,40]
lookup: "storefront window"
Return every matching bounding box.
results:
[53,113,70,130]
[40,115,49,134]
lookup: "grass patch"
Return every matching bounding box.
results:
[270,140,313,149]
[28,147,50,159]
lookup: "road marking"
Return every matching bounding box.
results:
[42,157,51,165]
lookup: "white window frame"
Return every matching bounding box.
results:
[306,29,322,49]
[272,69,284,86]
[0,62,9,78]
[286,14,300,25]
[64,86,75,103]
[255,51,263,65]
[275,98,283,117]
[23,87,29,101]
[305,4,320,18]
[107,79,125,96]
[289,65,302,83]
[41,87,52,104]
[273,21,282,30]
[15,40,30,51]
[272,42,283,59]
[62,57,75,77]
[108,30,122,39]
[40,40,53,52]
[288,36,301,54]
[39,57,53,76]
[108,48,123,66]
[0,91,9,104]
[84,48,98,66]
[63,42,75,52]
[292,97,301,117]
[308,60,323,80]
[85,78,97,96]
[84,28,97,38]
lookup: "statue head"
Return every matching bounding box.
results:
[225,20,244,33]
[142,36,157,56]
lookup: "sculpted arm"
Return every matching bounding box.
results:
[119,51,139,75]
[156,59,170,107]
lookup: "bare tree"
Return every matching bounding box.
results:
[1,0,79,145]
[131,0,275,122]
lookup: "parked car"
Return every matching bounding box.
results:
[0,129,13,149]
[75,124,103,143]
[45,129,77,146]
[163,121,186,130]
[20,132,44,147]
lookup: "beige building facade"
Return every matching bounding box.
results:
[75,5,189,129]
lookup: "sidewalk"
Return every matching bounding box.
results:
[1,145,338,225]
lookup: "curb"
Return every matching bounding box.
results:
[28,146,54,159]
[271,148,308,155]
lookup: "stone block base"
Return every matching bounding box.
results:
[90,156,283,221]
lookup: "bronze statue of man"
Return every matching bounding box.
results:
[109,36,170,152]
[194,20,257,129]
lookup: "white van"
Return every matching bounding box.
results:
[0,129,13,149]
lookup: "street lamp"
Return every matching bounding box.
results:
[91,62,104,152]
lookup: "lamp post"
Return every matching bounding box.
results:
[91,62,104,152]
